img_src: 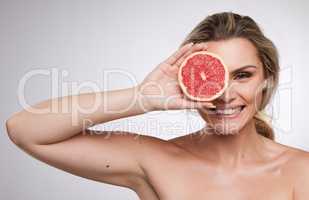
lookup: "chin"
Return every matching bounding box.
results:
[206,122,243,136]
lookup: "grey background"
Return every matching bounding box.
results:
[1,0,309,199]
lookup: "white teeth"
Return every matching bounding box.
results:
[208,106,243,115]
[217,108,238,115]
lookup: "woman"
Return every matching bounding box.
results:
[5,12,309,200]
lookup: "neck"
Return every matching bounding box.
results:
[195,119,266,167]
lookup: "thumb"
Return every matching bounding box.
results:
[177,98,216,109]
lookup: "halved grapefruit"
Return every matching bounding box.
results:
[178,51,229,101]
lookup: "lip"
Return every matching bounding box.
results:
[213,105,245,109]
[206,105,246,119]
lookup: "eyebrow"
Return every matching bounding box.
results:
[230,65,257,74]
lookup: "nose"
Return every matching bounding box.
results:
[215,83,236,104]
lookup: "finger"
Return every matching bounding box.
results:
[164,42,194,65]
[182,100,200,109]
[177,98,216,109]
[169,98,196,110]
[175,42,208,68]
[198,101,216,109]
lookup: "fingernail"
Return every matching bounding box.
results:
[208,104,216,108]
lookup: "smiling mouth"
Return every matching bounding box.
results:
[206,105,246,117]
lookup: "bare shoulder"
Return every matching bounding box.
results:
[280,144,309,199]
[288,148,309,173]
[280,143,309,168]
[270,141,309,197]
[290,147,309,162]
[264,139,309,169]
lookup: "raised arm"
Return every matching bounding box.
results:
[5,42,213,190]
[5,86,152,188]
[6,87,148,146]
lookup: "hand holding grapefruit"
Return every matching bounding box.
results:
[138,43,216,111]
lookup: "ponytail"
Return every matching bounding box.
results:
[253,111,275,140]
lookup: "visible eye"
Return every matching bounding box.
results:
[234,72,252,80]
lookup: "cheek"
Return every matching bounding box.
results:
[197,78,265,125]
[235,81,264,112]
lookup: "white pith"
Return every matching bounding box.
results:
[200,71,207,81]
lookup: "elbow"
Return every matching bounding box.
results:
[5,115,23,146]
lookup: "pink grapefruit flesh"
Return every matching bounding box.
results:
[178,51,229,101]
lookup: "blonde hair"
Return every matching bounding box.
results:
[180,12,279,140]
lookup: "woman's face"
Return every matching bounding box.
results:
[197,37,266,135]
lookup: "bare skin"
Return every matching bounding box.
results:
[5,39,309,200]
